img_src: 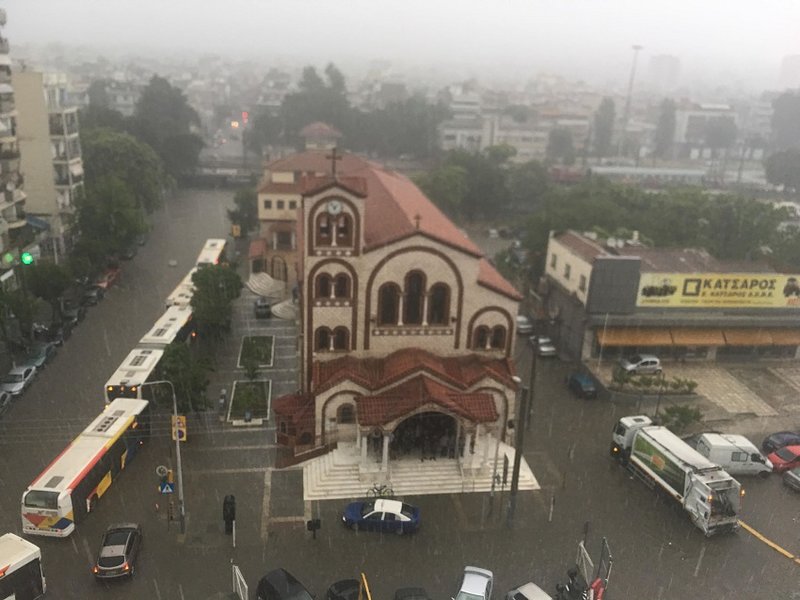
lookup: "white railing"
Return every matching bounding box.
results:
[231,563,248,600]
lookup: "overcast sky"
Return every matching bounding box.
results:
[3,0,799,86]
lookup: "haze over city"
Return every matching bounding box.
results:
[5,0,800,87]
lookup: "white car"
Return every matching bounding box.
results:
[528,335,556,358]
[456,567,493,600]
[0,366,37,396]
[505,582,552,600]
[516,315,533,335]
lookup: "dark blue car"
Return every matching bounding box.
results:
[342,499,420,534]
[566,372,597,399]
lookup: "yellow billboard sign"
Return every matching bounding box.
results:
[637,272,800,309]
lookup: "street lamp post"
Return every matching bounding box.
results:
[617,44,643,158]
[506,376,528,528]
[142,379,186,534]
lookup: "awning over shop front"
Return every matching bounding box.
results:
[670,328,726,346]
[765,329,800,345]
[596,327,673,347]
[723,329,774,346]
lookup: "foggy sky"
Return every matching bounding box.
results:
[3,0,799,85]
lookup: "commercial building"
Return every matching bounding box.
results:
[541,230,800,363]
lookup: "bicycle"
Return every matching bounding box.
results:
[366,483,395,499]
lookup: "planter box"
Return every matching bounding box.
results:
[237,335,274,368]
[228,379,272,423]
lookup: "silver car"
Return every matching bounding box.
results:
[456,566,494,600]
[784,467,800,492]
[505,582,552,600]
[528,336,556,358]
[619,354,662,375]
[0,366,37,396]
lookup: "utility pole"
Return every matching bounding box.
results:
[506,382,528,528]
[617,44,643,158]
[526,340,537,429]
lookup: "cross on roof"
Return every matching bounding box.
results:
[326,147,342,179]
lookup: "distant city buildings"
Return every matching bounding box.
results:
[778,55,800,89]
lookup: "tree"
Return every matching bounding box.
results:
[81,127,169,213]
[593,97,615,157]
[764,149,800,192]
[25,263,72,321]
[704,118,737,158]
[445,150,511,219]
[245,109,282,156]
[414,164,468,215]
[130,75,204,179]
[190,266,243,339]
[771,91,800,150]
[546,128,575,165]
[508,160,550,211]
[79,105,128,132]
[653,98,676,160]
[87,79,110,109]
[227,188,259,234]
[157,342,211,412]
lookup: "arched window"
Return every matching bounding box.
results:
[333,327,349,350]
[490,326,506,349]
[337,403,355,424]
[315,273,332,298]
[315,213,332,246]
[403,271,426,325]
[333,274,350,298]
[473,326,489,350]
[428,283,450,325]
[315,327,331,351]
[336,214,353,246]
[378,283,400,325]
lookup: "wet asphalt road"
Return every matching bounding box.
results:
[0,190,798,599]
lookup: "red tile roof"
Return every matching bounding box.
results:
[478,258,523,300]
[356,375,498,426]
[273,392,315,426]
[554,230,608,262]
[313,347,516,395]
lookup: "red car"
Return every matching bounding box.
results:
[768,445,800,473]
[94,267,121,290]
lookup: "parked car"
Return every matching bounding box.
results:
[94,267,121,290]
[0,366,37,396]
[0,391,11,418]
[761,431,800,454]
[566,372,597,399]
[528,335,556,357]
[82,286,105,306]
[455,567,494,600]
[33,321,70,346]
[327,579,361,600]
[505,582,553,600]
[767,445,800,473]
[618,354,662,375]
[394,589,431,600]
[783,467,800,492]
[20,342,57,370]
[515,315,533,335]
[342,498,420,534]
[254,297,272,318]
[256,568,314,600]
[488,228,499,239]
[92,523,142,579]
[60,299,86,327]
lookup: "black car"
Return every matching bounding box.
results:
[254,297,272,318]
[566,372,598,399]
[82,286,105,306]
[257,569,314,600]
[34,321,72,346]
[0,391,11,419]
[92,523,142,579]
[327,579,360,600]
[60,299,86,327]
[762,431,800,454]
[394,588,432,600]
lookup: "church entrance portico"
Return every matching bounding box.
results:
[390,411,458,461]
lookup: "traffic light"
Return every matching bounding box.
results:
[241,111,249,125]
[20,251,34,265]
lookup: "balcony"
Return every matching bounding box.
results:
[0,155,19,175]
[0,97,14,115]
[0,67,10,84]
[0,38,9,54]
[49,117,79,137]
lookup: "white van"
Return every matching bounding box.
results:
[695,433,772,477]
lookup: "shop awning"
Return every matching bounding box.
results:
[596,327,673,347]
[670,328,726,346]
[766,329,800,345]
[723,329,774,346]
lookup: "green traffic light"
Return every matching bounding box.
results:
[20,252,34,265]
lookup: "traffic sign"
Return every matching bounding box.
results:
[172,415,187,442]
[160,482,175,494]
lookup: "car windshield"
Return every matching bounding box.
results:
[104,531,130,546]
[360,502,375,517]
[3,374,22,383]
[401,503,416,518]
[24,490,59,510]
[775,447,798,461]
[627,355,643,363]
[98,555,125,568]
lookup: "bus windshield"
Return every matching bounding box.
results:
[23,490,59,510]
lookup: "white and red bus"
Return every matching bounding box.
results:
[0,533,45,599]
[195,238,227,268]
[103,347,165,404]
[21,398,150,538]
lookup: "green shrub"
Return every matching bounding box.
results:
[660,404,703,433]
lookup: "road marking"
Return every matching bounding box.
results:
[193,467,272,475]
[192,444,278,451]
[738,519,800,566]
[270,516,306,523]
[153,579,162,600]
[693,544,706,577]
[261,470,272,543]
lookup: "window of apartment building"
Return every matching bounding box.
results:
[289,201,297,210]
[277,200,285,210]
[564,264,571,280]
[579,275,587,292]
[263,200,272,210]
[550,254,557,269]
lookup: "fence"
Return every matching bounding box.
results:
[232,563,248,600]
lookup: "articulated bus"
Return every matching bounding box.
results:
[196,238,227,267]
[0,533,46,599]
[21,398,150,538]
[165,267,197,308]
[139,305,195,350]
[104,348,165,404]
